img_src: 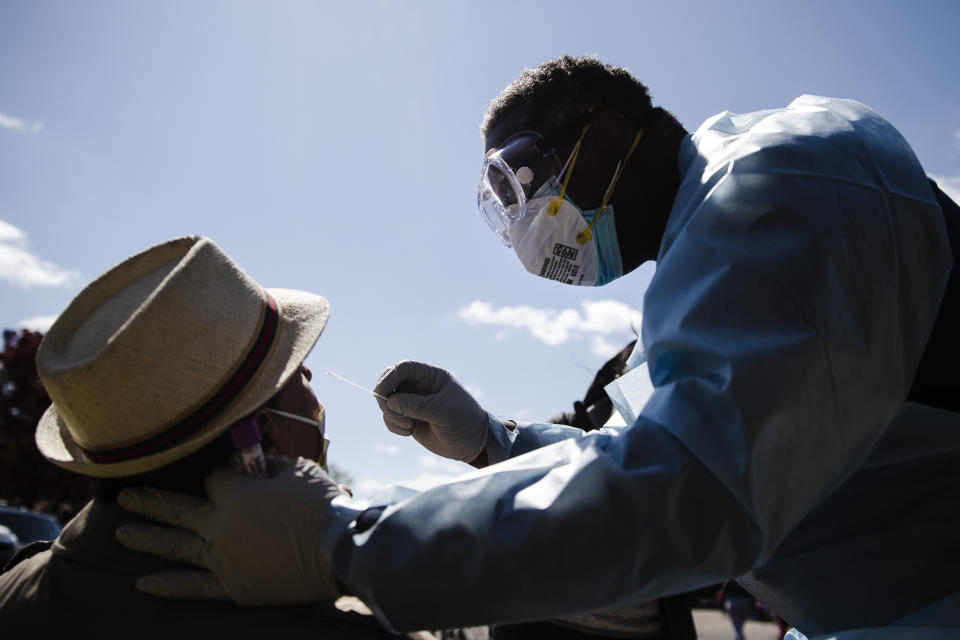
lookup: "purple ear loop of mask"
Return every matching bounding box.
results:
[229,418,267,477]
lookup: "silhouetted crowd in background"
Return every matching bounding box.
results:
[1,329,88,524]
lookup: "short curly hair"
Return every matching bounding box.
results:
[481,56,654,142]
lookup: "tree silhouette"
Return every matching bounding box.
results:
[0,329,90,523]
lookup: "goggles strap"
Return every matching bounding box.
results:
[548,120,592,217]
[576,126,645,245]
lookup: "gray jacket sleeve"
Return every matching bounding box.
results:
[325,417,761,632]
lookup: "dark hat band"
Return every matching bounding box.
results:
[78,292,280,464]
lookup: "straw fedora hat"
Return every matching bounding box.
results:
[35,235,329,478]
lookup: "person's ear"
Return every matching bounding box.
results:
[589,107,633,156]
[255,410,280,456]
[575,108,634,185]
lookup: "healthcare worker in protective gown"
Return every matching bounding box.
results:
[116,56,960,639]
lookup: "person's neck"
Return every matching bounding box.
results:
[53,498,183,576]
[613,125,687,271]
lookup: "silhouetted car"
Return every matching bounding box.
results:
[0,505,62,566]
[0,524,19,566]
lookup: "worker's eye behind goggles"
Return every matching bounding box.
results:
[478,131,563,247]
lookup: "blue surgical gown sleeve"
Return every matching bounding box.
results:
[324,96,953,634]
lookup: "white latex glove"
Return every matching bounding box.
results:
[374,360,488,462]
[115,456,353,605]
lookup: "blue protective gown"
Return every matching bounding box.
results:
[325,96,960,638]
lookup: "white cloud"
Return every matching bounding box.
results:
[930,174,960,204]
[591,335,621,359]
[350,455,470,500]
[458,299,641,346]
[373,442,400,456]
[0,111,43,133]
[417,455,467,474]
[19,314,58,332]
[0,218,81,288]
[351,477,390,498]
[511,407,535,422]
[352,470,461,497]
[388,471,462,492]
[0,112,25,130]
[0,219,26,243]
[464,383,486,402]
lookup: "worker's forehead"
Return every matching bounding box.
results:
[484,108,530,154]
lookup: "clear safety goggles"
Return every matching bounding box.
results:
[477,131,563,247]
[478,110,645,248]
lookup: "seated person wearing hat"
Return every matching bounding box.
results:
[0,236,390,638]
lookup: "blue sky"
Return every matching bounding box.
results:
[2,0,959,495]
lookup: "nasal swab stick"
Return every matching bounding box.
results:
[327,371,388,401]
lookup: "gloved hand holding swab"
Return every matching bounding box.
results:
[327,371,388,401]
